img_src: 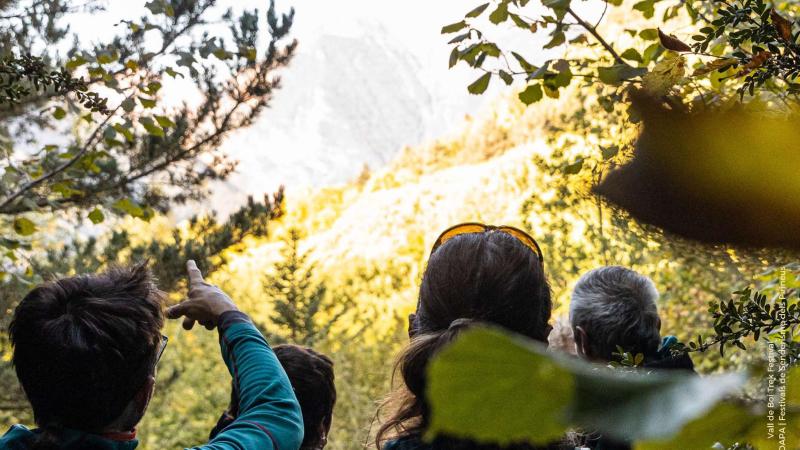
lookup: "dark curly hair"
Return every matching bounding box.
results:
[274,344,336,450]
[9,263,165,445]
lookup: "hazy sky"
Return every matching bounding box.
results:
[67,0,602,213]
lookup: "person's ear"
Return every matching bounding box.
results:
[573,326,590,358]
[135,375,156,417]
[316,420,330,449]
[407,313,418,339]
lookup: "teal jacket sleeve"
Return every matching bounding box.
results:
[191,312,304,450]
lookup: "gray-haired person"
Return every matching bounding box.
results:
[569,266,694,371]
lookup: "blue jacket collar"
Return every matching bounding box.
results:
[0,425,138,450]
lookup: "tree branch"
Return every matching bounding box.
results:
[0,105,118,213]
[566,7,624,65]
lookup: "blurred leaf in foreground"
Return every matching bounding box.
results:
[427,327,745,446]
[595,94,800,250]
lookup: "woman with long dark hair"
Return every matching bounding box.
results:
[376,223,556,450]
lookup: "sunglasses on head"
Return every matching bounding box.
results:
[430,222,544,264]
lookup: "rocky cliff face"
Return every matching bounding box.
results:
[209,20,490,215]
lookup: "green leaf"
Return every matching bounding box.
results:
[442,21,468,34]
[164,67,184,78]
[465,3,490,18]
[635,403,761,450]
[509,13,528,29]
[155,115,176,128]
[621,48,644,64]
[518,83,543,105]
[96,51,118,64]
[563,158,584,174]
[467,73,492,95]
[212,48,231,60]
[139,97,157,108]
[511,52,536,72]
[146,81,162,94]
[498,70,513,85]
[488,4,509,24]
[427,327,573,445]
[113,123,135,142]
[13,217,36,236]
[52,107,66,120]
[139,117,165,137]
[121,97,136,113]
[480,43,501,58]
[543,31,566,49]
[145,0,162,14]
[642,54,686,95]
[601,145,620,160]
[429,327,747,447]
[543,0,571,11]
[65,55,88,71]
[633,0,655,18]
[642,43,664,65]
[448,47,460,68]
[112,198,145,218]
[88,208,105,224]
[640,29,659,40]
[597,64,648,85]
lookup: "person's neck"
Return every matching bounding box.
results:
[98,429,137,441]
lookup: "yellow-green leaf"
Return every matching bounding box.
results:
[155,115,175,128]
[467,73,491,95]
[88,208,105,224]
[13,217,36,236]
[519,83,543,105]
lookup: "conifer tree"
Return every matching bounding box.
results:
[264,228,349,346]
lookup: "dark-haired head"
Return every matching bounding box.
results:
[274,344,336,450]
[378,229,553,449]
[9,263,165,444]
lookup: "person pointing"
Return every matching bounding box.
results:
[2,260,303,450]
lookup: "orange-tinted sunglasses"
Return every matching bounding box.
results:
[430,222,544,264]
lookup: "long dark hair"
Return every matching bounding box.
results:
[376,230,553,449]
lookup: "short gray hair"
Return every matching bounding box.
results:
[569,266,661,360]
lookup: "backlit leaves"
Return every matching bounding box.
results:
[427,327,747,446]
[467,72,492,94]
[442,21,468,34]
[596,95,800,249]
[598,64,648,85]
[642,53,686,94]
[87,208,105,224]
[518,83,543,104]
[465,3,490,18]
[488,3,509,24]
[12,218,36,236]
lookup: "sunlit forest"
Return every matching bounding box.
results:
[0,0,798,449]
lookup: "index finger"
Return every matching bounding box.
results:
[186,260,205,285]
